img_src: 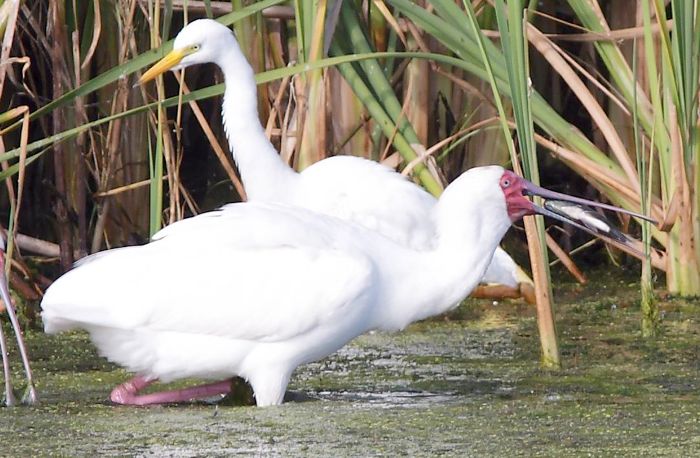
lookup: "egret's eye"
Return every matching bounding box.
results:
[192,44,201,51]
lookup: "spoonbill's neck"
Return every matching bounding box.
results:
[216,47,298,201]
[373,175,512,330]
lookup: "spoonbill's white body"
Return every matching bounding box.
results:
[41,166,646,406]
[140,19,519,286]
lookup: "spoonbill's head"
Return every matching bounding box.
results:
[140,19,237,83]
[498,168,655,249]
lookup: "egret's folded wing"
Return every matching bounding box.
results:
[42,205,376,343]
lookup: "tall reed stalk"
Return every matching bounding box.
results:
[464,0,559,367]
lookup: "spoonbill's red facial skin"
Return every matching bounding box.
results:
[500,170,534,222]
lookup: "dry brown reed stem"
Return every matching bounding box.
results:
[71,30,89,256]
[0,0,20,97]
[95,177,168,197]
[380,84,409,163]
[290,77,306,165]
[471,284,522,301]
[484,11,672,43]
[403,13,468,175]
[549,238,598,265]
[80,0,101,71]
[659,191,680,232]
[0,139,17,239]
[532,132,665,225]
[174,74,187,220]
[279,76,296,166]
[372,0,407,46]
[161,104,181,224]
[524,211,559,366]
[92,79,130,253]
[296,3,329,171]
[175,178,200,217]
[18,5,51,65]
[0,108,29,268]
[608,236,666,271]
[669,108,700,286]
[332,114,372,156]
[404,17,430,55]
[88,0,140,253]
[91,200,110,255]
[544,233,587,284]
[151,1,183,225]
[177,79,247,200]
[505,124,559,363]
[528,26,629,116]
[401,117,500,176]
[527,24,639,189]
[7,270,41,302]
[266,73,292,140]
[403,22,430,145]
[434,67,495,108]
[49,1,73,271]
[9,107,29,265]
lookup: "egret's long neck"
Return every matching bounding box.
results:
[216,47,298,201]
[374,179,512,330]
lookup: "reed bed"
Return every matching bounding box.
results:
[1,1,698,355]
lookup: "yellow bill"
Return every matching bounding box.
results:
[139,48,189,84]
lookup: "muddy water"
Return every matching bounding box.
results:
[2,273,699,456]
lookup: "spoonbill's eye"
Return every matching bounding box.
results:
[502,178,511,187]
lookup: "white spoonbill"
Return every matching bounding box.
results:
[139,18,519,287]
[41,167,650,406]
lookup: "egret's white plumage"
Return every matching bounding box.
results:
[139,19,518,286]
[42,166,513,406]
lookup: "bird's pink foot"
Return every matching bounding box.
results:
[110,376,233,406]
[110,375,154,405]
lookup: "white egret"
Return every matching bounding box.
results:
[139,19,520,287]
[41,166,650,406]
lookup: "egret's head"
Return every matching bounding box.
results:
[140,19,236,83]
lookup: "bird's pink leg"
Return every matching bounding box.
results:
[0,322,17,406]
[0,245,37,405]
[110,376,232,406]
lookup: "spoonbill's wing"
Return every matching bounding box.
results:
[300,156,520,286]
[299,156,437,249]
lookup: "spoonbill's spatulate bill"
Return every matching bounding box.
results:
[544,200,631,244]
[41,167,647,406]
[0,236,38,406]
[139,18,519,288]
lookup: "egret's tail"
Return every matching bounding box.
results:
[42,310,80,334]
